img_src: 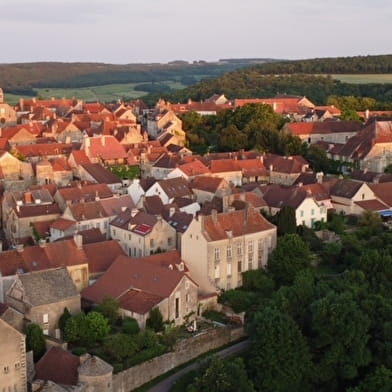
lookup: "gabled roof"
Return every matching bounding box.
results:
[143,195,165,215]
[15,143,73,158]
[261,184,309,209]
[166,211,193,233]
[191,176,228,193]
[286,120,362,136]
[70,150,91,165]
[264,154,309,174]
[338,121,392,159]
[35,347,80,386]
[84,240,126,274]
[14,267,78,306]
[99,195,135,216]
[57,183,113,203]
[330,179,364,198]
[210,159,240,173]
[110,209,157,235]
[202,207,275,242]
[67,200,108,221]
[369,182,392,207]
[80,163,122,184]
[176,160,210,177]
[86,135,127,160]
[157,177,193,199]
[82,254,190,306]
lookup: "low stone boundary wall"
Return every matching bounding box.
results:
[113,326,245,392]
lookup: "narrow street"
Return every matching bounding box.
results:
[147,339,250,392]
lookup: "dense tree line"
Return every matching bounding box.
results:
[216,213,392,391]
[0,61,257,92]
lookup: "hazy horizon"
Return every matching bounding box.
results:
[1,0,391,64]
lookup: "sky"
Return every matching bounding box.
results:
[1,0,391,64]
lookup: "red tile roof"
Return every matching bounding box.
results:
[118,289,163,315]
[176,160,210,177]
[70,150,91,165]
[86,136,127,160]
[202,207,275,241]
[35,347,80,386]
[286,121,362,137]
[16,143,73,158]
[355,199,389,212]
[191,176,228,193]
[82,255,189,305]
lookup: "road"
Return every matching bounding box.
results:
[147,339,250,392]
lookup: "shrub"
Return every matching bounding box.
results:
[146,308,164,332]
[72,347,87,356]
[122,317,140,335]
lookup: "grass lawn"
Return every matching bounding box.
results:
[330,74,392,84]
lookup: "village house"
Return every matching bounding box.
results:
[0,302,24,332]
[0,318,27,392]
[127,177,156,207]
[283,120,363,144]
[6,267,81,338]
[181,207,277,292]
[167,159,210,180]
[0,150,33,183]
[145,177,193,205]
[191,176,232,204]
[329,179,378,215]
[261,184,328,227]
[36,158,73,187]
[82,253,198,328]
[110,208,177,256]
[150,153,181,180]
[2,189,61,242]
[77,163,123,193]
[330,120,392,173]
[209,159,243,186]
[54,183,113,211]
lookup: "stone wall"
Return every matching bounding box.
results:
[113,326,245,392]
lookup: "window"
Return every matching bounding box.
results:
[3,366,9,374]
[214,264,220,278]
[311,209,315,216]
[237,261,242,273]
[227,262,232,277]
[227,245,232,258]
[248,252,253,263]
[128,234,132,241]
[237,243,242,256]
[186,294,189,303]
[214,247,220,261]
[300,210,304,217]
[168,237,173,246]
[248,262,253,270]
[112,228,116,236]
[248,240,253,253]
[362,193,365,200]
[175,297,180,319]
[43,329,49,335]
[43,314,49,323]
[150,239,154,248]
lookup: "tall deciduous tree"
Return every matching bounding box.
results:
[267,233,312,286]
[25,323,46,362]
[247,306,312,392]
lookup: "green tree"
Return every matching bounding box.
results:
[310,292,371,387]
[160,326,181,351]
[384,163,392,173]
[340,109,362,121]
[187,356,254,392]
[276,206,297,235]
[58,307,72,334]
[349,367,392,392]
[96,296,120,325]
[25,323,46,362]
[267,234,312,286]
[146,308,164,332]
[247,306,312,392]
[103,333,137,362]
[219,124,248,151]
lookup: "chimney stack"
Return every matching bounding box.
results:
[73,234,83,250]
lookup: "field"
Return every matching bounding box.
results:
[330,74,392,84]
[3,80,190,105]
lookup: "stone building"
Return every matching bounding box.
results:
[0,318,27,392]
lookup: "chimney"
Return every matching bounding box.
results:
[316,172,324,184]
[24,192,32,204]
[101,135,106,146]
[73,234,83,250]
[298,182,303,187]
[0,241,2,253]
[169,207,175,217]
[178,261,185,271]
[365,109,370,120]
[16,244,24,253]
[38,239,47,248]
[211,209,218,223]
[95,191,100,201]
[121,206,128,212]
[131,208,139,218]
[19,98,24,111]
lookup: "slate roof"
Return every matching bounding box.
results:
[16,268,78,306]
[157,177,193,199]
[77,354,113,376]
[330,180,364,198]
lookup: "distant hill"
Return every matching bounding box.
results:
[156,54,392,106]
[0,59,277,96]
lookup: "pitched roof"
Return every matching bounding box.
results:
[82,255,188,305]
[35,347,80,386]
[84,240,126,274]
[355,199,389,212]
[86,135,127,160]
[110,209,157,235]
[176,160,210,177]
[80,163,122,184]
[286,121,362,136]
[264,154,309,174]
[67,200,108,221]
[57,183,113,204]
[70,150,91,165]
[99,195,135,216]
[157,177,193,199]
[202,207,275,241]
[191,176,227,193]
[369,182,392,207]
[261,184,309,209]
[338,121,392,159]
[166,211,193,233]
[77,354,113,376]
[330,179,364,198]
[16,268,78,306]
[118,289,163,314]
[15,143,73,158]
